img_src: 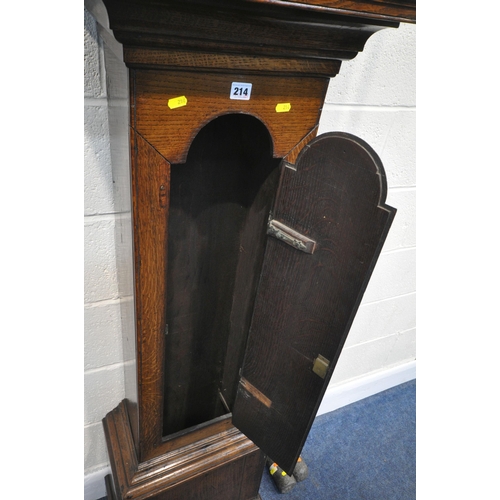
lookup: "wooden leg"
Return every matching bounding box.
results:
[104,474,117,500]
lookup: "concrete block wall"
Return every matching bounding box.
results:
[85,6,134,497]
[319,22,416,387]
[84,5,415,497]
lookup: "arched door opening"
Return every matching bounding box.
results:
[163,114,282,437]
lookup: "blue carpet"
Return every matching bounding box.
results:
[98,380,415,500]
[260,380,416,500]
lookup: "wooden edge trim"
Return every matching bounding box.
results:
[124,47,343,77]
[239,377,273,408]
[103,401,139,497]
[105,474,118,500]
[247,0,415,24]
[151,415,234,457]
[283,125,319,165]
[130,128,170,460]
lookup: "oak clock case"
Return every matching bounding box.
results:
[98,1,416,499]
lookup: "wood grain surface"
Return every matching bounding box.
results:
[97,0,413,497]
[124,47,343,78]
[162,114,281,435]
[232,132,396,474]
[102,0,405,77]
[130,128,170,461]
[247,0,416,23]
[103,401,264,500]
[129,68,328,462]
[131,69,329,164]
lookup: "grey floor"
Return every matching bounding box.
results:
[99,380,416,500]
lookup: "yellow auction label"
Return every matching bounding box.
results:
[275,103,291,113]
[168,96,188,109]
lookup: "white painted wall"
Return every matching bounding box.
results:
[84,6,416,499]
[319,23,416,387]
[84,6,132,498]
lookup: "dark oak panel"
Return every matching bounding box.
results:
[124,47,342,78]
[163,114,282,435]
[103,0,400,76]
[249,0,416,23]
[232,132,396,473]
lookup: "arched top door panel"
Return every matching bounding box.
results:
[232,132,396,474]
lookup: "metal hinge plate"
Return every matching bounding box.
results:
[312,354,330,379]
[267,219,316,254]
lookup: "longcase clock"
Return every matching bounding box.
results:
[98,1,416,499]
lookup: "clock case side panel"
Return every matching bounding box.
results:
[128,118,170,461]
[128,66,331,461]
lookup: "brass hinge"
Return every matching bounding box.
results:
[312,354,330,379]
[267,219,316,254]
